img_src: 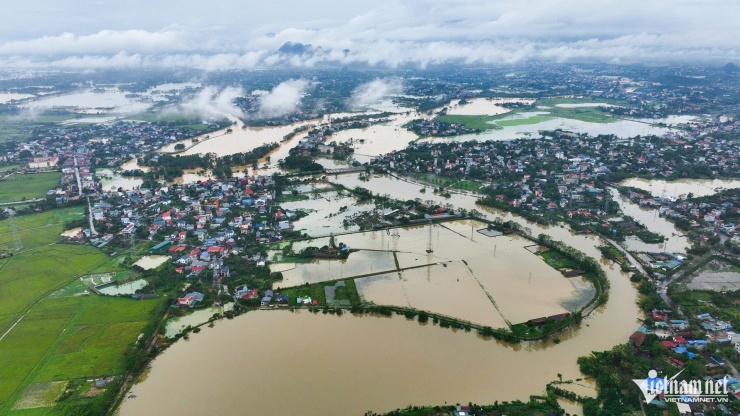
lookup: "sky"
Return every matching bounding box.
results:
[0,0,737,69]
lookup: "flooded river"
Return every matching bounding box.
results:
[119,171,646,416]
[116,106,736,416]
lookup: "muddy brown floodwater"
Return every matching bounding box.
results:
[118,175,648,416]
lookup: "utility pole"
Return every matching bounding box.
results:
[426,221,433,253]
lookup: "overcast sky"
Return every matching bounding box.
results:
[0,0,737,69]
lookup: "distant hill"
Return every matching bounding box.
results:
[723,62,737,73]
[278,42,314,55]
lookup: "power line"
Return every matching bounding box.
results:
[9,211,23,251]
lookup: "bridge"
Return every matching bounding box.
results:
[324,167,366,175]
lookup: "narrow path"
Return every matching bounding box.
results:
[2,296,92,413]
[0,198,44,206]
[0,311,28,342]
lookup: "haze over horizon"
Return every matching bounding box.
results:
[0,0,737,70]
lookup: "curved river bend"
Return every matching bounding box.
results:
[120,175,648,416]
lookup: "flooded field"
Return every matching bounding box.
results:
[277,190,371,236]
[277,250,396,287]
[164,306,223,338]
[97,168,144,190]
[0,92,33,103]
[427,116,672,142]
[113,105,714,415]
[118,170,648,416]
[175,116,313,158]
[327,112,423,157]
[23,90,150,114]
[99,279,148,296]
[133,256,169,270]
[445,98,525,116]
[620,177,740,198]
[282,220,594,328]
[610,189,689,253]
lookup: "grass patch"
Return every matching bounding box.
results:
[0,165,20,173]
[540,250,578,270]
[0,207,85,252]
[0,207,163,414]
[0,296,161,413]
[0,173,62,204]
[279,282,327,305]
[453,180,482,192]
[494,114,556,127]
[277,278,361,308]
[127,113,212,132]
[436,114,500,131]
[598,244,627,264]
[0,245,109,333]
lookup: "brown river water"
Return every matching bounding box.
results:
[117,109,740,416]
[119,177,644,416]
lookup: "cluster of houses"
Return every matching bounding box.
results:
[234,286,295,307]
[635,252,686,278]
[629,189,740,250]
[406,118,479,137]
[629,310,740,409]
[8,119,225,175]
[83,175,302,287]
[292,123,362,158]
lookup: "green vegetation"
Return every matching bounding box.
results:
[0,173,62,203]
[0,207,164,414]
[0,165,20,173]
[635,230,666,244]
[494,114,555,127]
[434,97,621,133]
[278,278,362,308]
[368,397,561,415]
[598,244,627,264]
[0,207,86,252]
[436,114,501,131]
[539,250,578,270]
[453,180,482,192]
[0,115,75,143]
[128,113,222,133]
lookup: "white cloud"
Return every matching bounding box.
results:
[0,29,186,55]
[0,0,738,68]
[178,86,245,118]
[257,79,310,117]
[349,78,404,109]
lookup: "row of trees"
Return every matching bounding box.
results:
[137,142,279,182]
